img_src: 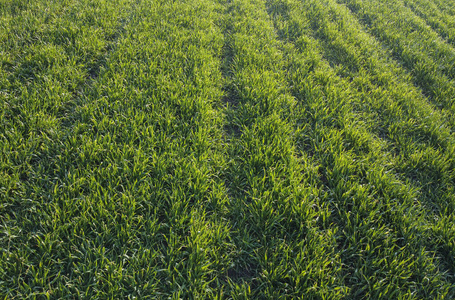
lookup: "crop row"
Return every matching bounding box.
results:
[1,0,233,297]
[1,0,455,298]
[403,0,455,46]
[219,0,348,297]
[338,0,455,116]
[266,0,455,297]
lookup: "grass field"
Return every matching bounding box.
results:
[1,0,455,298]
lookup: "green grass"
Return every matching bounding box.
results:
[403,0,455,46]
[1,0,455,298]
